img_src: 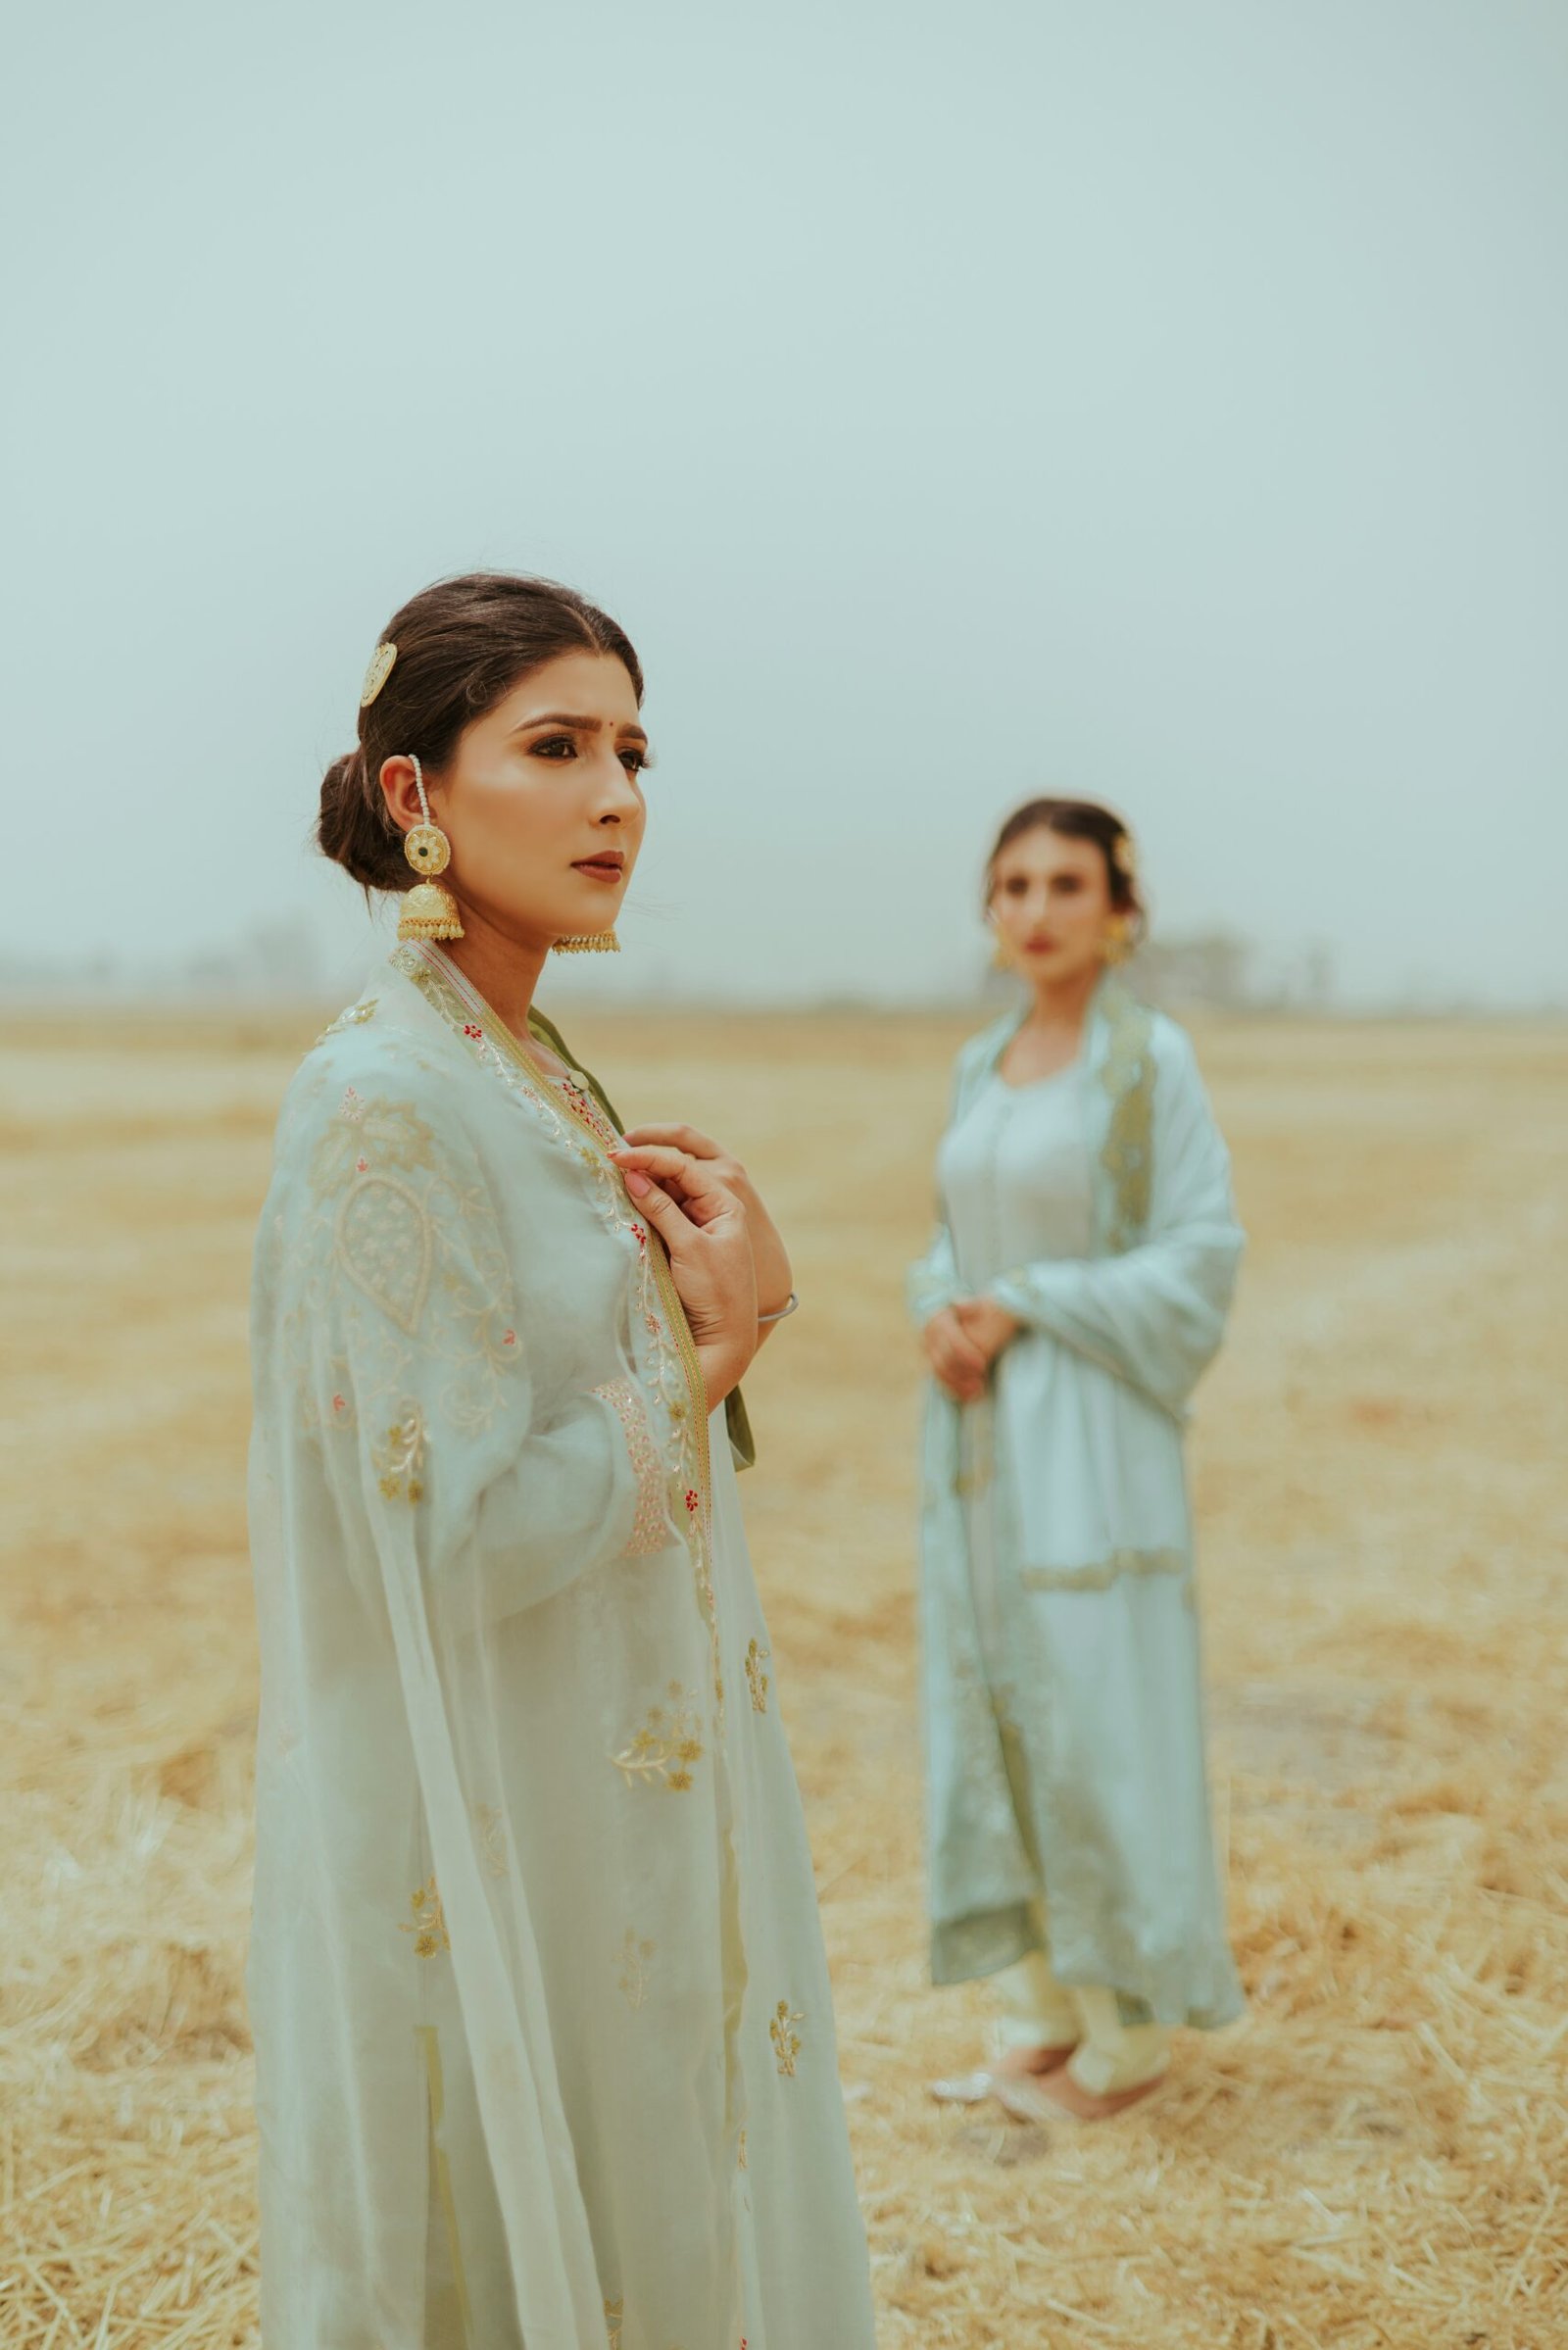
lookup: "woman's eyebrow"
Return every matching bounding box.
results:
[512,711,649,745]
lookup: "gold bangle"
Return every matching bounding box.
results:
[757,1292,800,1326]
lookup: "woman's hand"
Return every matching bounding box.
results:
[618,1123,793,1328]
[921,1306,989,1405]
[611,1146,759,1412]
[952,1295,1021,1369]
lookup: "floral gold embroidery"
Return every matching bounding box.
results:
[738,2129,748,2171]
[473,1802,508,1878]
[769,1999,804,2077]
[605,2296,623,2349]
[312,1091,436,1192]
[314,997,378,1048]
[744,1639,771,1713]
[610,1684,705,1791]
[399,1875,450,1957]
[594,1378,669,1556]
[372,1402,426,1503]
[617,1928,657,2012]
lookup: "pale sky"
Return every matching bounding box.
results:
[6,0,1565,1008]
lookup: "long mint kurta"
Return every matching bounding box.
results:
[247,942,875,2350]
[909,976,1247,2031]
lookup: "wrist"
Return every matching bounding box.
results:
[698,1336,755,1414]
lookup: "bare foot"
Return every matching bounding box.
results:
[1037,2067,1166,2122]
[993,2041,1077,2079]
[929,2041,1077,2105]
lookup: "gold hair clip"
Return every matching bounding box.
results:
[360,641,397,709]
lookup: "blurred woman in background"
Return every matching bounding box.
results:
[247,571,875,2347]
[910,799,1246,2122]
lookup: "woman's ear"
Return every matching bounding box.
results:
[378,756,423,838]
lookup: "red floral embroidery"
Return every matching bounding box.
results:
[629,1222,647,1249]
[356,1155,369,1173]
[502,1329,517,1349]
[463,1022,483,1040]
[685,1489,702,1515]
[331,1394,347,1415]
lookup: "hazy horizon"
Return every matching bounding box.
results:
[6,1,1565,1014]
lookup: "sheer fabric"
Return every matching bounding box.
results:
[247,944,874,2350]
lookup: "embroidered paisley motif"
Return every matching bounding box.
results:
[337,1174,433,1334]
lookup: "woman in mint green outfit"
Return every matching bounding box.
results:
[911,799,1246,2123]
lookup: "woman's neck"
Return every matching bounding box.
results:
[438,906,549,1039]
[1022,963,1104,1035]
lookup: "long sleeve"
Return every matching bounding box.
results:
[263,1064,671,1633]
[987,1028,1243,1419]
[907,1217,964,1328]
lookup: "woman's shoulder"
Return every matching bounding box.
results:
[1145,1003,1200,1071]
[953,1010,1018,1080]
[1098,984,1200,1077]
[272,996,474,1163]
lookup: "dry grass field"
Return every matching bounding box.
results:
[3,1002,1567,2349]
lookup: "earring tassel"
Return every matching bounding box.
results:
[397,880,465,942]
[553,930,621,955]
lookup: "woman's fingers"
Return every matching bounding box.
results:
[619,1170,688,1246]
[621,1155,749,1246]
[612,1143,737,1224]
[926,1311,987,1381]
[620,1121,721,1160]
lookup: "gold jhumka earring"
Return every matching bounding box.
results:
[1102,912,1134,965]
[1103,827,1138,963]
[553,930,621,955]
[396,755,465,942]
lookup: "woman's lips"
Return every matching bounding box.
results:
[571,858,624,884]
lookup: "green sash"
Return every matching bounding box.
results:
[527,1005,757,1472]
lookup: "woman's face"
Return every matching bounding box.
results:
[989,824,1118,986]
[383,650,649,946]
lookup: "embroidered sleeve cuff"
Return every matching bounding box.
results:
[593,1379,669,1557]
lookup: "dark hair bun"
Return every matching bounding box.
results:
[317,747,405,893]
